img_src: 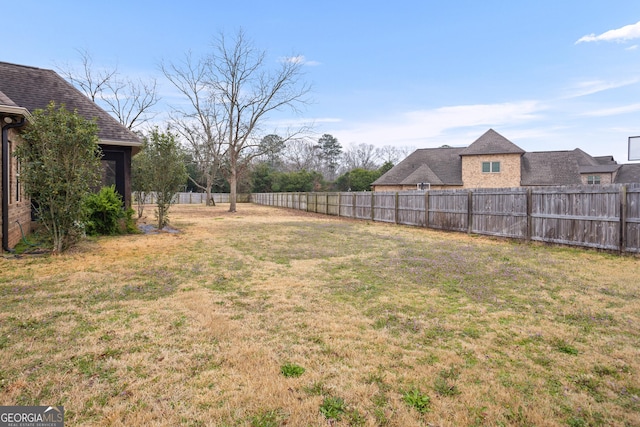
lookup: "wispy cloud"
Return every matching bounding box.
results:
[562,78,640,98]
[576,20,640,44]
[266,116,341,129]
[328,100,546,147]
[581,103,640,117]
[280,55,321,66]
[414,101,544,128]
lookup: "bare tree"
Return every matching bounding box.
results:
[281,138,320,172]
[343,143,380,171]
[379,145,415,165]
[212,29,311,212]
[57,49,159,130]
[164,29,311,212]
[102,76,160,130]
[161,52,226,205]
[56,49,116,102]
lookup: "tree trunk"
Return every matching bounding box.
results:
[229,170,237,212]
[207,188,216,206]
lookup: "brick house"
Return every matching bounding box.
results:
[372,129,640,191]
[0,62,141,251]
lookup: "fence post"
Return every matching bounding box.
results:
[425,191,429,228]
[395,192,399,224]
[352,193,356,219]
[526,188,533,242]
[326,193,330,215]
[467,190,473,234]
[620,185,627,254]
[371,192,375,221]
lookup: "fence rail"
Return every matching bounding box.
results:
[252,184,640,254]
[134,192,250,205]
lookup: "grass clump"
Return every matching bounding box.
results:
[402,387,431,414]
[2,204,640,426]
[280,362,305,378]
[555,339,579,356]
[319,396,346,420]
[434,376,461,397]
[249,409,287,427]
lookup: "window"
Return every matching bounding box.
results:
[587,175,601,185]
[15,159,21,203]
[101,159,117,187]
[482,161,500,173]
[8,140,22,204]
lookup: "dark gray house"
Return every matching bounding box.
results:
[373,129,640,191]
[0,61,141,250]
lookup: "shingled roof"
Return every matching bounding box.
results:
[0,62,140,147]
[615,164,640,183]
[460,128,525,156]
[372,147,464,186]
[0,89,18,107]
[520,149,615,186]
[374,129,639,188]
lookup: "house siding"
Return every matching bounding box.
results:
[373,184,462,192]
[1,128,31,250]
[372,184,404,192]
[580,173,614,185]
[461,154,522,188]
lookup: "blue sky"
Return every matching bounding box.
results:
[5,1,640,162]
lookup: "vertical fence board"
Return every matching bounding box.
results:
[530,186,621,250]
[471,188,528,238]
[625,186,640,253]
[397,191,427,226]
[354,192,372,220]
[249,185,640,253]
[327,193,340,216]
[373,193,396,223]
[339,192,354,217]
[428,190,468,231]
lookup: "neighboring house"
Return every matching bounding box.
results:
[372,128,640,191]
[0,61,141,250]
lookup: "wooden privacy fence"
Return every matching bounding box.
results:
[134,192,250,204]
[252,184,640,253]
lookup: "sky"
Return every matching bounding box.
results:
[5,0,640,163]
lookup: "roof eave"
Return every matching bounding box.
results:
[459,151,524,157]
[0,105,33,122]
[99,138,143,148]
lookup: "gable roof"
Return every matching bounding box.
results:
[0,89,18,107]
[401,164,444,186]
[372,147,464,186]
[0,62,140,148]
[460,128,525,156]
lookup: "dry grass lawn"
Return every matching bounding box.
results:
[1,203,639,426]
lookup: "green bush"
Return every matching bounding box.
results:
[84,186,125,236]
[123,208,140,234]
